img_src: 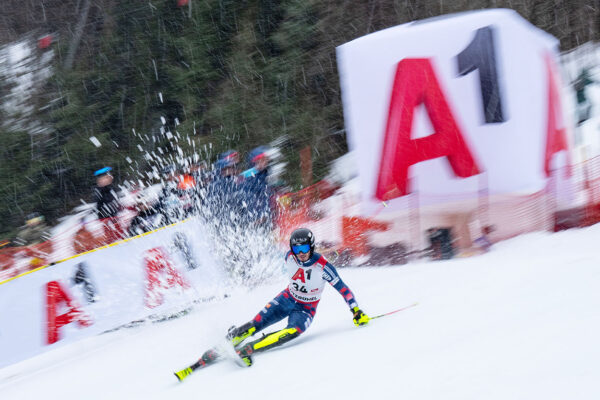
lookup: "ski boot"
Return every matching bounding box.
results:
[235,343,254,367]
[226,322,256,347]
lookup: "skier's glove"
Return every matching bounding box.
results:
[352,306,370,326]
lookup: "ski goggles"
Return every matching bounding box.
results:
[292,244,311,254]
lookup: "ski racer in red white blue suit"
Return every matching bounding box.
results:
[228,228,370,365]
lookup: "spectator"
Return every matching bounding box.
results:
[15,212,50,247]
[176,171,198,217]
[218,149,240,167]
[573,68,595,125]
[128,191,161,236]
[15,212,53,269]
[202,150,250,279]
[92,167,124,243]
[93,167,121,219]
[426,227,454,260]
[128,165,197,235]
[155,165,192,225]
[205,150,245,222]
[473,225,494,254]
[242,146,274,228]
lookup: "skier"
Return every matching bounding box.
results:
[230,227,369,365]
[175,228,370,380]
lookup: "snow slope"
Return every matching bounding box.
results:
[1,225,600,400]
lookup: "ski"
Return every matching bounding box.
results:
[174,341,252,382]
[174,347,221,381]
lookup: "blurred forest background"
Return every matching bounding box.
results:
[0,0,598,236]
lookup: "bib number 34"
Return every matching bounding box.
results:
[292,282,308,293]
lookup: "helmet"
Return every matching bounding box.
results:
[248,146,269,167]
[216,150,239,170]
[289,228,315,258]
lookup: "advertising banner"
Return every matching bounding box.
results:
[337,9,570,213]
[0,219,225,368]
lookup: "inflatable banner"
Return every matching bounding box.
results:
[337,9,570,213]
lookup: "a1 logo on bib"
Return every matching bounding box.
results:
[293,267,315,283]
[291,268,305,283]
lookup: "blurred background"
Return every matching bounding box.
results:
[1,0,600,278]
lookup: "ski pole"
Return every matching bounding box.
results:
[370,302,418,320]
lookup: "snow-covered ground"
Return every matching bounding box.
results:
[1,224,599,400]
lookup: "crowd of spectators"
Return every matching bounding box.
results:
[0,146,278,279]
[199,148,277,281]
[125,146,277,237]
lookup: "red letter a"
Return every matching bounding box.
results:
[144,247,190,308]
[291,268,306,283]
[376,58,481,200]
[46,280,92,344]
